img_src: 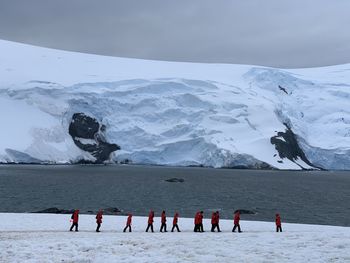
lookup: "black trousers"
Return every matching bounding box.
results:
[232,224,242,232]
[160,223,167,232]
[194,224,200,232]
[171,224,180,232]
[70,222,78,231]
[194,224,204,232]
[211,224,221,232]
[276,226,282,232]
[146,224,154,232]
[123,225,132,232]
[96,223,101,232]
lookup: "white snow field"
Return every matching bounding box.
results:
[0,40,350,169]
[0,213,349,263]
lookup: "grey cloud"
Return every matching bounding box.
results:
[0,0,349,68]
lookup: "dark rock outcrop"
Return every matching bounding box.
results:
[33,207,74,214]
[225,162,274,170]
[234,209,256,215]
[278,85,288,94]
[271,123,322,170]
[33,207,121,215]
[69,113,120,163]
[103,207,121,215]
[165,178,185,183]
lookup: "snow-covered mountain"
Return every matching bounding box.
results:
[0,40,349,170]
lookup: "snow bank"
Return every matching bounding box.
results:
[0,213,349,262]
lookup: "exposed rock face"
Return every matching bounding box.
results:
[33,207,74,214]
[32,207,121,215]
[103,207,121,215]
[270,124,322,170]
[69,113,120,163]
[165,178,185,183]
[234,209,256,215]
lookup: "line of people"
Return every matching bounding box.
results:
[69,209,283,233]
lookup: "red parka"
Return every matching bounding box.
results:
[173,213,179,225]
[234,212,240,225]
[275,214,281,226]
[72,210,79,223]
[196,212,203,224]
[211,212,217,224]
[96,211,103,224]
[126,214,132,226]
[194,212,200,224]
[211,212,219,225]
[148,211,154,224]
[161,211,166,224]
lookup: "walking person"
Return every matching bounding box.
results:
[146,210,155,232]
[276,213,282,232]
[232,210,242,233]
[171,212,181,232]
[95,210,103,232]
[211,211,221,232]
[194,211,200,232]
[123,213,133,232]
[198,211,204,232]
[69,209,79,232]
[160,210,167,232]
[194,211,204,232]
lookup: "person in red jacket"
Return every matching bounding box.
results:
[232,210,242,233]
[171,212,181,232]
[211,211,221,232]
[194,211,204,232]
[275,213,282,232]
[194,211,200,232]
[146,210,155,232]
[123,213,133,232]
[69,209,79,232]
[95,210,103,232]
[199,211,204,232]
[160,210,167,232]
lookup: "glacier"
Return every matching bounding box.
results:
[0,40,349,170]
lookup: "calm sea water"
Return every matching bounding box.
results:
[0,165,349,226]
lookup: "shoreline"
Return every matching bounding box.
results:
[1,162,347,172]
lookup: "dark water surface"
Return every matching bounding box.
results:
[0,165,349,226]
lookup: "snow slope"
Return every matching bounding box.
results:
[0,213,349,262]
[0,40,349,169]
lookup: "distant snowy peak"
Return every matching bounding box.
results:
[0,40,349,170]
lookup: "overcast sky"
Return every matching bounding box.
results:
[0,0,349,68]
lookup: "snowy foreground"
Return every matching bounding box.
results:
[0,213,349,262]
[1,40,350,169]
